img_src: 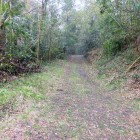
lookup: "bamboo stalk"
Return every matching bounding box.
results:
[36,8,41,62]
[125,56,140,74]
[27,0,30,16]
[0,0,3,26]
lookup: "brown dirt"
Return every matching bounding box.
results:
[0,55,140,140]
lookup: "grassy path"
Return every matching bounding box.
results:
[0,56,140,140]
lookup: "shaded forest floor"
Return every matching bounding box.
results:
[0,55,140,139]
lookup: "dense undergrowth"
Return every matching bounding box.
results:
[0,0,66,82]
[87,47,140,99]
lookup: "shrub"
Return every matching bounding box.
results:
[103,36,126,57]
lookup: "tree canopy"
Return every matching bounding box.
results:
[0,0,140,75]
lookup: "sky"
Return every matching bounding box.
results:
[34,0,84,9]
[75,0,85,10]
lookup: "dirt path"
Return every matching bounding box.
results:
[0,55,140,140]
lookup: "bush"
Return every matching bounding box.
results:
[103,37,126,57]
[49,47,65,60]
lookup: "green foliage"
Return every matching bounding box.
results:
[0,0,140,77]
[0,0,66,76]
[50,47,65,59]
[103,37,125,56]
[80,0,140,57]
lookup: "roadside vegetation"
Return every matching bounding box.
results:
[0,0,140,139]
[0,61,64,119]
[0,0,139,79]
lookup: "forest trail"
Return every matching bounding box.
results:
[0,55,140,140]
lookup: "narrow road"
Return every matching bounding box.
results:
[1,55,139,140]
[46,55,139,139]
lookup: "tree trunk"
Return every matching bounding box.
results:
[0,0,2,26]
[36,8,41,62]
[48,29,52,63]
